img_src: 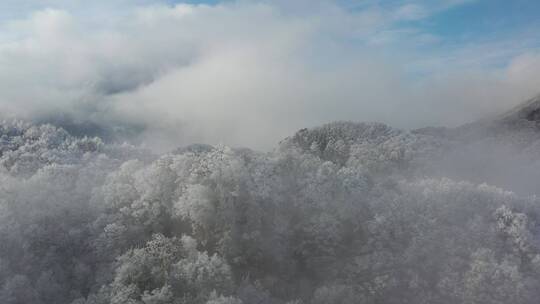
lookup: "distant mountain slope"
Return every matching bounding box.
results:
[499,94,540,126]
[446,94,540,144]
[283,94,540,194]
[444,95,540,193]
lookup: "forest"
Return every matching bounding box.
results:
[1,97,540,304]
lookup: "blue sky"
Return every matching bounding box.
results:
[429,0,540,37]
[419,0,540,57]
[0,0,539,148]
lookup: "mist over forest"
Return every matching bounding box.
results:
[2,1,540,304]
[2,95,540,304]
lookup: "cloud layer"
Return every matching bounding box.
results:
[1,0,540,150]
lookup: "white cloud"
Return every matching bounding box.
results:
[393,4,428,21]
[0,1,538,150]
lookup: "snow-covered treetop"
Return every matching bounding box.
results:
[1,96,540,304]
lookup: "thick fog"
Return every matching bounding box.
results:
[2,1,540,304]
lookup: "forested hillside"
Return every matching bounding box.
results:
[1,97,540,304]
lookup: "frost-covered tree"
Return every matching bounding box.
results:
[1,119,540,304]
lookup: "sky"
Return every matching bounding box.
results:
[0,0,539,150]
